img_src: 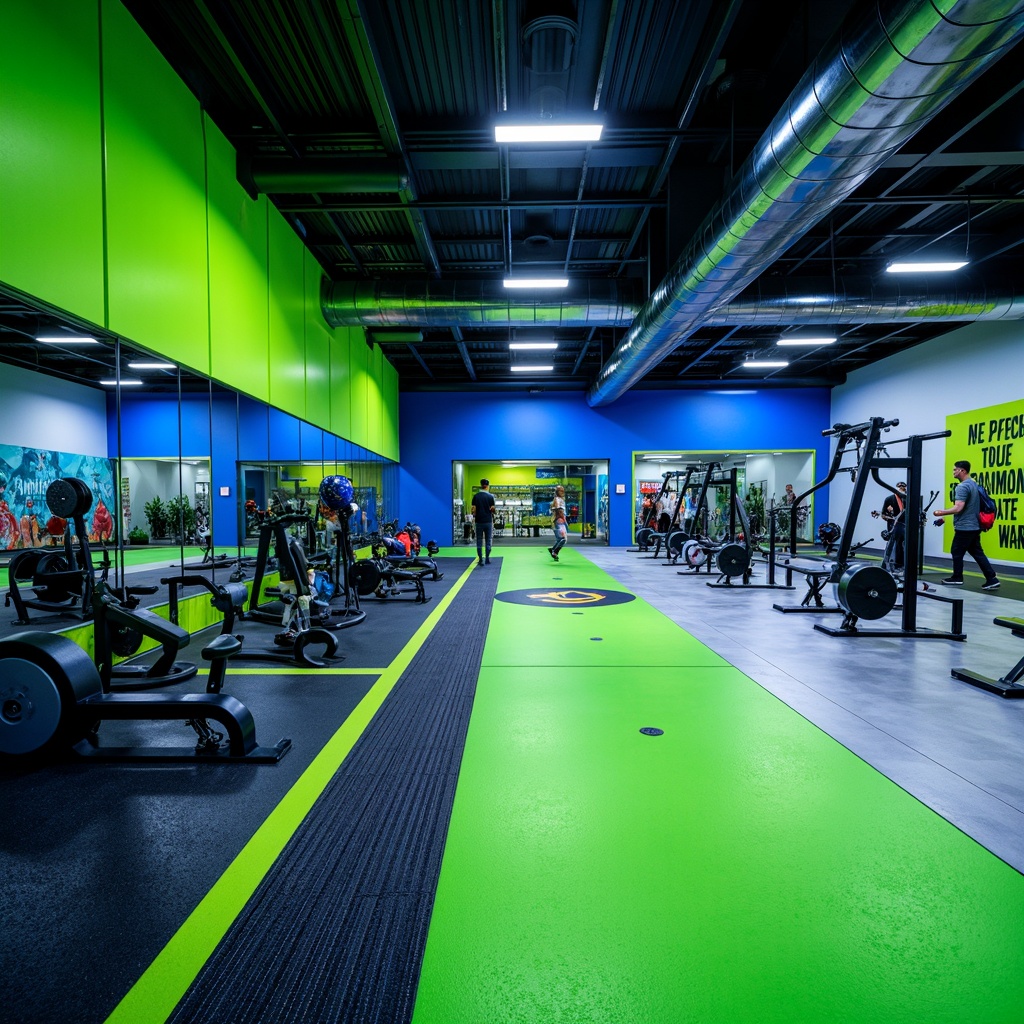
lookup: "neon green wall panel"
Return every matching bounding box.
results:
[304,249,331,427]
[102,0,209,373]
[383,359,399,461]
[268,212,306,414]
[0,0,104,325]
[330,327,354,442]
[348,333,370,450]
[365,343,385,455]
[207,116,270,403]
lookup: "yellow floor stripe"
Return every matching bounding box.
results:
[197,666,387,676]
[104,560,478,1024]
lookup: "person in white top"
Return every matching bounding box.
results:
[549,485,568,561]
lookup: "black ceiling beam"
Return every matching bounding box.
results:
[278,197,667,213]
[194,0,301,160]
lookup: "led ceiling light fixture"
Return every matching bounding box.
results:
[777,337,836,346]
[742,360,788,368]
[99,379,143,386]
[503,277,569,289]
[510,365,553,372]
[128,361,177,369]
[495,124,603,143]
[37,335,98,344]
[885,261,968,273]
[509,342,558,350]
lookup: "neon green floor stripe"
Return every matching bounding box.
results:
[412,549,1024,1024]
[196,666,387,676]
[104,559,478,1024]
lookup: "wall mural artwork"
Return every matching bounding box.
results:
[0,445,117,551]
[945,398,1024,564]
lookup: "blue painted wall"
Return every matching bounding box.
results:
[398,389,833,546]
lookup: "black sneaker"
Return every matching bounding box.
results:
[940,577,963,585]
[982,579,1000,591]
[485,558,491,564]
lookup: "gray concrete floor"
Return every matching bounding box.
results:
[580,546,1024,875]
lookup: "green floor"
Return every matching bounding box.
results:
[412,548,1024,1023]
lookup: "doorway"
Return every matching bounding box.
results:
[452,459,610,548]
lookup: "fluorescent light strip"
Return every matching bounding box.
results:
[777,337,835,346]
[128,361,177,369]
[885,261,968,273]
[509,342,558,350]
[37,335,99,344]
[503,277,569,289]
[99,379,144,386]
[495,124,603,143]
[742,360,788,368]
[510,365,553,372]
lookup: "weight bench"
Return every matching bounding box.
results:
[951,616,1024,698]
[771,558,844,614]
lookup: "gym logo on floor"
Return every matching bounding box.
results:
[496,588,636,607]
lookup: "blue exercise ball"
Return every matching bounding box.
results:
[318,475,354,512]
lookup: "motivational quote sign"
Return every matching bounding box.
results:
[945,399,1024,562]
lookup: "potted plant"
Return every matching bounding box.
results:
[165,494,197,543]
[144,496,168,540]
[127,527,149,545]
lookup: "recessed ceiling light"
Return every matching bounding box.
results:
[503,277,569,289]
[742,360,788,368]
[495,124,603,143]
[37,335,99,344]
[509,342,558,350]
[510,365,553,372]
[885,261,968,273]
[127,361,177,369]
[99,379,143,386]
[777,337,836,346]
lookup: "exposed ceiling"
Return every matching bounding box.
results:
[5,0,1024,399]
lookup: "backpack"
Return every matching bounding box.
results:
[976,484,996,532]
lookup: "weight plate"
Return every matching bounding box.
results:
[666,530,687,556]
[109,623,144,658]
[835,564,899,620]
[46,478,93,519]
[716,542,750,578]
[0,634,101,757]
[682,540,706,567]
[350,560,382,596]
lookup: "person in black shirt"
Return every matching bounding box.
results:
[471,478,496,566]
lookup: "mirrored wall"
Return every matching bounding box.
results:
[633,448,816,542]
[0,303,396,629]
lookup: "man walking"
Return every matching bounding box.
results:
[933,460,999,590]
[471,478,496,567]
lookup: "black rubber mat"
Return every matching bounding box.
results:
[167,558,499,1024]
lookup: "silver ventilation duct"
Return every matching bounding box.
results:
[586,0,1024,407]
[708,274,1024,325]
[321,278,641,328]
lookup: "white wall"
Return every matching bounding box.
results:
[830,319,1022,567]
[0,363,107,453]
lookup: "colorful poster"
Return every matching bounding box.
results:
[945,399,1024,563]
[0,446,117,551]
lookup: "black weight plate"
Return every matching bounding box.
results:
[666,530,687,556]
[350,560,382,596]
[716,543,750,577]
[835,564,899,620]
[32,553,76,604]
[46,478,93,519]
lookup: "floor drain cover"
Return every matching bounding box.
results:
[639,727,664,736]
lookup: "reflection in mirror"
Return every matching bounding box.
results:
[0,310,118,634]
[634,448,816,543]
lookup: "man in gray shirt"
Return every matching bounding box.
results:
[933,460,999,590]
